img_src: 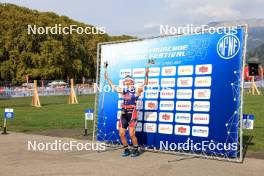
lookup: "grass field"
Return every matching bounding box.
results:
[243,90,264,152]
[0,95,95,132]
[0,92,263,152]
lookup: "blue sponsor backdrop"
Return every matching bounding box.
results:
[97,28,245,158]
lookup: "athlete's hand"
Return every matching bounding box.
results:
[104,71,108,80]
[146,64,149,73]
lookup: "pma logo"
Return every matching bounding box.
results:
[217,34,240,59]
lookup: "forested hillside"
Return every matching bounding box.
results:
[0,3,134,83]
[248,43,264,65]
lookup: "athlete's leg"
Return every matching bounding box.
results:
[119,115,130,157]
[119,127,128,146]
[128,126,138,146]
[129,107,138,146]
[129,125,140,157]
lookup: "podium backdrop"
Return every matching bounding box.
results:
[95,26,247,160]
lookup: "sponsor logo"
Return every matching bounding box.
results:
[192,126,209,137]
[144,112,158,122]
[177,77,193,87]
[199,66,208,73]
[178,65,194,75]
[161,78,176,87]
[175,125,190,136]
[136,122,143,132]
[145,100,158,110]
[118,100,122,109]
[147,78,159,87]
[117,111,122,119]
[143,123,157,133]
[145,89,159,99]
[133,68,145,77]
[176,89,192,99]
[194,76,211,87]
[136,101,143,110]
[116,121,119,130]
[149,67,160,76]
[193,101,210,112]
[176,101,191,111]
[120,69,131,78]
[160,89,175,99]
[194,89,211,99]
[160,101,174,111]
[162,66,176,76]
[134,79,145,86]
[193,113,209,124]
[217,34,240,59]
[137,111,143,121]
[195,64,212,75]
[158,124,173,134]
[175,113,191,123]
[159,112,173,122]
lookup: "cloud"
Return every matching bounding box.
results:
[143,23,161,29]
[192,4,241,19]
[164,0,264,21]
[141,0,264,36]
[1,0,264,36]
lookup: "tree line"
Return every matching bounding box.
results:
[0,3,135,84]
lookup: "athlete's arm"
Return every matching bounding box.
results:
[137,65,149,96]
[144,65,149,86]
[105,71,123,93]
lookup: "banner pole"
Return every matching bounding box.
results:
[1,118,8,135]
[84,118,88,136]
[240,24,248,162]
[92,43,101,142]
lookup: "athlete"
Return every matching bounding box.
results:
[105,65,149,157]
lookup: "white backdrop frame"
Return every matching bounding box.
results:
[92,25,248,163]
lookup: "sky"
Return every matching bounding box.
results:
[1,0,264,37]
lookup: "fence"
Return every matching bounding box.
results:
[0,79,96,98]
[244,80,264,88]
[0,86,95,98]
[0,80,263,98]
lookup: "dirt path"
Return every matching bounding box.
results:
[0,132,263,176]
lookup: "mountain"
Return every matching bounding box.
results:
[208,19,264,64]
[0,3,135,83]
[208,18,264,51]
[248,43,264,65]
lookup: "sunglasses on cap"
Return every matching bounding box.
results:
[124,75,134,82]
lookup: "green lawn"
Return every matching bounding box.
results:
[0,95,95,132]
[243,90,264,152]
[0,92,263,152]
